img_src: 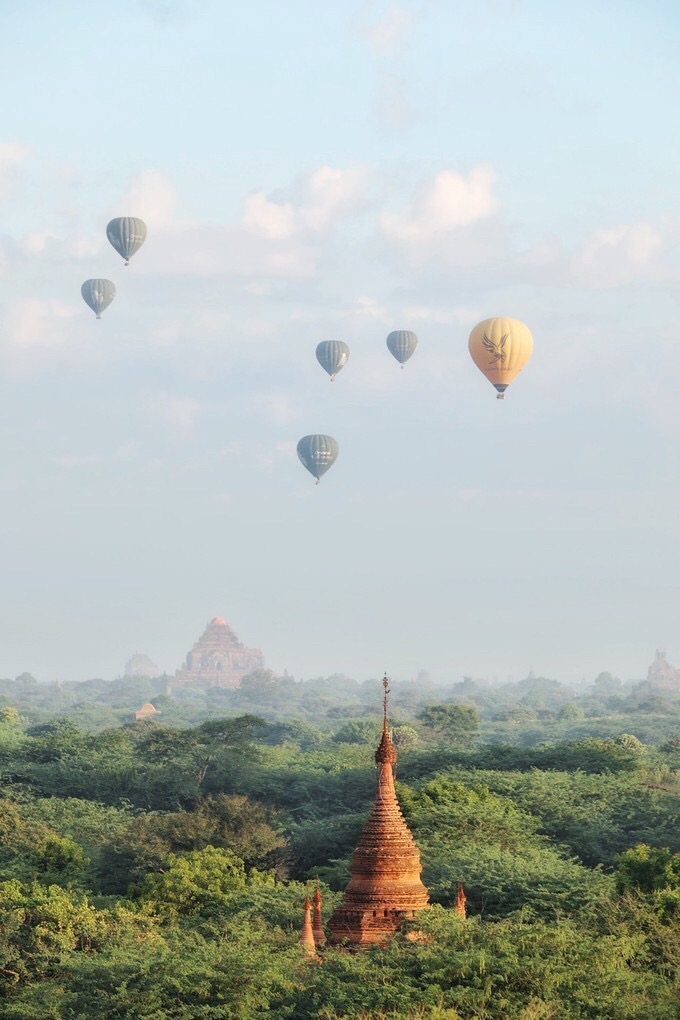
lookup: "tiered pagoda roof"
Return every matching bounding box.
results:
[328,676,429,946]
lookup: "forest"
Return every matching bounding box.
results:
[0,668,678,1019]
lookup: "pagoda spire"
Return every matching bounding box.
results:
[312,880,326,946]
[300,886,316,955]
[328,674,429,946]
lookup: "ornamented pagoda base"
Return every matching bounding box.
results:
[329,906,421,946]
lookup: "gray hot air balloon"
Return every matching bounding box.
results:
[386,329,418,367]
[316,340,350,381]
[297,434,339,484]
[81,278,116,319]
[106,217,147,265]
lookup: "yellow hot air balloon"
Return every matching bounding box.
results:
[468,317,533,399]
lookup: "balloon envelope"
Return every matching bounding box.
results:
[106,217,147,264]
[316,340,349,380]
[387,330,418,366]
[81,278,116,319]
[468,317,533,398]
[297,435,339,482]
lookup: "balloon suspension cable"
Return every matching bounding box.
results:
[124,259,129,266]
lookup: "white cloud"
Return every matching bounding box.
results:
[0,142,29,201]
[116,169,176,229]
[0,142,29,168]
[380,166,500,245]
[572,222,669,288]
[353,295,389,321]
[255,391,301,426]
[0,298,83,374]
[242,192,296,240]
[132,165,370,281]
[144,393,203,434]
[359,4,413,54]
[243,166,369,239]
[20,231,59,255]
[400,304,480,326]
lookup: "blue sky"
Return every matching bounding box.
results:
[1,0,679,685]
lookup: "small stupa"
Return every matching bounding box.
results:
[454,881,467,919]
[300,887,317,956]
[328,675,429,946]
[312,882,325,946]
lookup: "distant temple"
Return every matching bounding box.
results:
[327,676,430,946]
[646,650,680,693]
[170,618,265,691]
[124,652,159,678]
[133,702,160,722]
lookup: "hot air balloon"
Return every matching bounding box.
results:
[106,217,147,265]
[387,330,418,367]
[316,340,349,380]
[468,317,533,399]
[297,435,339,484]
[81,279,116,319]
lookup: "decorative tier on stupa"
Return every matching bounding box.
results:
[328,675,430,946]
[170,618,265,691]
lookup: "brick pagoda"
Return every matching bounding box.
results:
[328,676,429,946]
[170,617,265,691]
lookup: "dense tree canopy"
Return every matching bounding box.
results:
[0,674,678,1018]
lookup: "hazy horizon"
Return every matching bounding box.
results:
[1,2,679,688]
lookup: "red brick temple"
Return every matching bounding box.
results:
[328,676,430,946]
[170,617,265,691]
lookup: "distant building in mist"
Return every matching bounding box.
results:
[124,652,160,678]
[645,649,680,692]
[169,617,265,692]
[133,702,160,721]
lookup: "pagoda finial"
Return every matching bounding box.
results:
[375,673,397,765]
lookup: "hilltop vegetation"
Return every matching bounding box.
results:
[0,673,678,1018]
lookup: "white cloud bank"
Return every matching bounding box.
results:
[380,166,500,245]
[243,166,369,239]
[0,142,29,201]
[572,222,671,288]
[358,4,413,55]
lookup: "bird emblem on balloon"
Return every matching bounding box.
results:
[481,332,509,365]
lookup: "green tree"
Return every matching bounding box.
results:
[137,846,272,916]
[615,844,680,896]
[417,705,480,746]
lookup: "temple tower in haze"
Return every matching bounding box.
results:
[170,617,265,691]
[328,676,429,946]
